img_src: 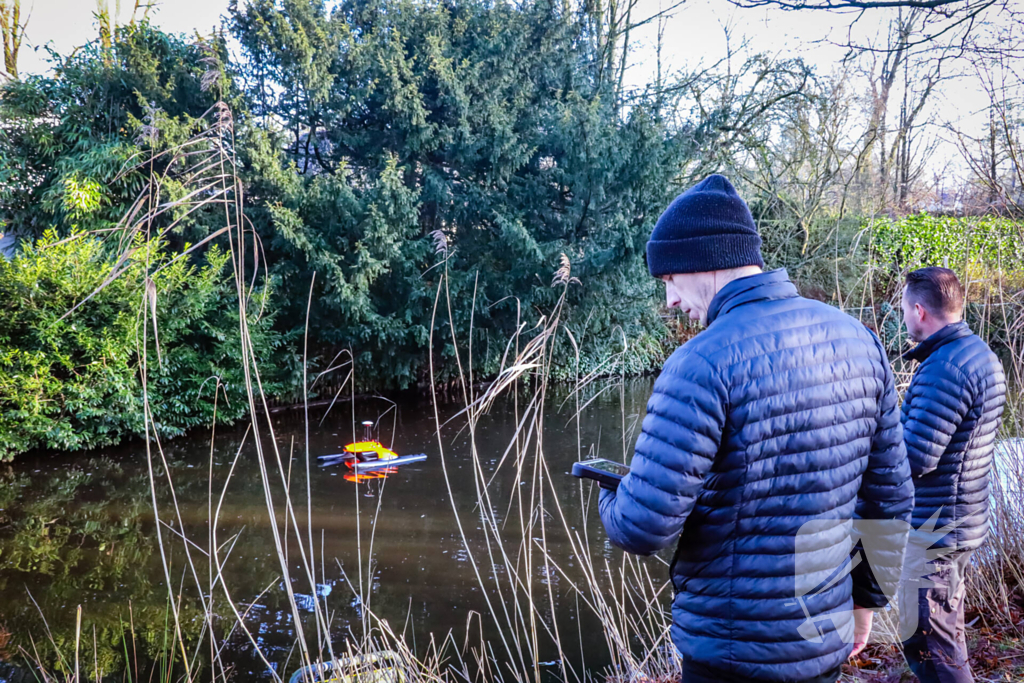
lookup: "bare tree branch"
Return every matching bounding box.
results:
[728,0,988,11]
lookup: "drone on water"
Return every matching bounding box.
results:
[318,421,427,477]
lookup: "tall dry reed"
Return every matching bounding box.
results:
[21,99,1024,683]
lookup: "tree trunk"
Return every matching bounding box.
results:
[0,0,25,79]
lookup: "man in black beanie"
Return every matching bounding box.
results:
[598,174,913,682]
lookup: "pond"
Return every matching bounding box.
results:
[0,378,660,682]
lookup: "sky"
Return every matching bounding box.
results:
[20,0,231,75]
[18,0,1006,180]
[619,0,999,179]
[21,0,855,78]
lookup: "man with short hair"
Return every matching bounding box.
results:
[598,174,914,683]
[898,267,1006,683]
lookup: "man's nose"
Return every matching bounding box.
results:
[666,290,680,309]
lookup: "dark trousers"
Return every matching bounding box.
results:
[682,660,841,683]
[900,548,974,683]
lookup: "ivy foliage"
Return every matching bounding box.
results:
[871,213,1024,274]
[869,213,1024,357]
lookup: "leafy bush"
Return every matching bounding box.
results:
[871,213,1024,275]
[0,22,223,244]
[864,214,1024,356]
[0,231,293,461]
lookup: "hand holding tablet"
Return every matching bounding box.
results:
[571,458,629,490]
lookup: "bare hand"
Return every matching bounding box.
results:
[850,606,873,658]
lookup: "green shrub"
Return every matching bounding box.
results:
[871,213,1024,276]
[866,214,1024,355]
[0,231,293,461]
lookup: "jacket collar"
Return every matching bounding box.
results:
[902,321,972,362]
[706,269,800,326]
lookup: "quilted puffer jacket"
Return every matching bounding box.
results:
[901,321,1005,551]
[599,269,913,682]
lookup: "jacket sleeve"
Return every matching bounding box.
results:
[851,338,913,609]
[902,361,974,478]
[598,347,727,556]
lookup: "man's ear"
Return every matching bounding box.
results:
[914,302,927,322]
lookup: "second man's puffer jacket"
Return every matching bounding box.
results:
[599,269,914,682]
[901,321,1006,552]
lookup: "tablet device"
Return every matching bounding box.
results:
[571,458,630,490]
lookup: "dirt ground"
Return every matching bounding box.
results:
[842,625,1024,681]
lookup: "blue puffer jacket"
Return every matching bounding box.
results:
[599,269,913,682]
[901,322,1005,551]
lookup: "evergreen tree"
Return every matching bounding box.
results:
[230,0,683,386]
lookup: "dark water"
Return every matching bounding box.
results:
[0,379,657,680]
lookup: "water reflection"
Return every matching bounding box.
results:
[0,457,208,677]
[343,469,396,484]
[0,378,656,680]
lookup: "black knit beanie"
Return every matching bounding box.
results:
[646,174,764,277]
